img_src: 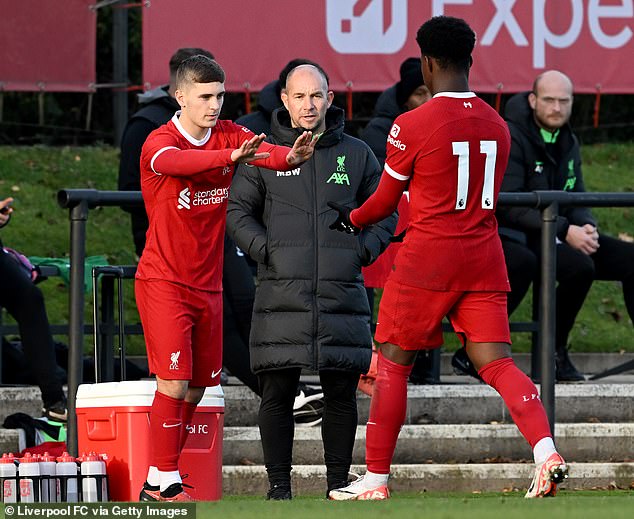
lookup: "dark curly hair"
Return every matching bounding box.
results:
[175,55,225,88]
[416,16,476,71]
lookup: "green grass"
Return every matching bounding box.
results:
[0,143,633,355]
[196,491,633,519]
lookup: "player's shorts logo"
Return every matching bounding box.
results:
[390,124,401,138]
[169,351,180,370]
[177,187,191,210]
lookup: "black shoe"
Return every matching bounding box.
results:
[139,481,161,501]
[42,398,68,422]
[451,347,482,381]
[266,483,292,500]
[556,349,585,382]
[409,351,440,384]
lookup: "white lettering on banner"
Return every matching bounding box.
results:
[533,0,584,68]
[435,0,633,69]
[588,0,633,48]
[326,0,408,54]
[481,0,529,47]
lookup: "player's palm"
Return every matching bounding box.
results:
[286,131,317,166]
[231,133,270,163]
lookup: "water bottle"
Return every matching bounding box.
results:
[0,453,18,503]
[39,452,57,503]
[80,452,108,502]
[56,452,79,503]
[17,453,40,503]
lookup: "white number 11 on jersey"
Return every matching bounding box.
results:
[452,140,497,210]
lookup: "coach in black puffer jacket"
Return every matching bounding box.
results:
[228,105,396,374]
[228,66,396,497]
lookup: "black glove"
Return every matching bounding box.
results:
[327,201,361,235]
[389,229,406,243]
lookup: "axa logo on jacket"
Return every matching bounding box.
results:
[328,155,350,185]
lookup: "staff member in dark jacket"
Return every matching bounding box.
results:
[227,64,396,500]
[496,70,634,381]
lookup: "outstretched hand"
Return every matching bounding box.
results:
[231,133,271,163]
[0,197,14,227]
[327,201,360,235]
[286,131,319,167]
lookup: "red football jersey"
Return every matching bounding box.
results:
[137,114,289,291]
[361,92,511,291]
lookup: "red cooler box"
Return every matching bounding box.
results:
[76,380,224,501]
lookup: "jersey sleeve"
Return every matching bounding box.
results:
[230,122,295,171]
[142,129,233,177]
[382,118,417,183]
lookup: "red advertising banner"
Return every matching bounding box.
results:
[142,0,633,94]
[0,0,96,92]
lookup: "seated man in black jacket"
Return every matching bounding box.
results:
[495,70,634,381]
[0,197,67,421]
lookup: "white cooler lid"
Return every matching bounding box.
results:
[76,380,224,408]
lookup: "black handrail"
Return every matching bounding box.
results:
[57,188,634,455]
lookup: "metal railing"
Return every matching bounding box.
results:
[56,188,634,455]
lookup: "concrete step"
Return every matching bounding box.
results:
[1,379,633,427]
[222,462,634,496]
[125,352,634,377]
[0,386,44,423]
[222,383,634,426]
[223,423,634,465]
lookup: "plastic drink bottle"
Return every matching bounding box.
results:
[56,452,79,502]
[0,453,18,503]
[80,452,108,502]
[39,452,57,503]
[17,453,40,503]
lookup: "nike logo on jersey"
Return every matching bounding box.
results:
[162,422,182,429]
[211,369,222,379]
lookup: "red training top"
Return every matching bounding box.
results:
[351,92,511,292]
[137,113,291,292]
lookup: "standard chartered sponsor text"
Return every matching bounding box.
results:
[193,187,228,205]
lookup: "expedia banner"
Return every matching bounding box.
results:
[142,0,633,94]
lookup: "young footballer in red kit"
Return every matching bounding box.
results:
[135,55,316,502]
[328,16,568,500]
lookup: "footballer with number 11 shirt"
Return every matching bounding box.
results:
[135,55,316,502]
[328,16,568,501]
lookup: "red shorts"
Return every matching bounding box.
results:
[135,279,223,387]
[375,279,510,350]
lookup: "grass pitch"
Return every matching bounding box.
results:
[197,491,633,519]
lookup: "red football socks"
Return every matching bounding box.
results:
[478,357,552,448]
[180,401,198,451]
[365,350,413,474]
[150,390,184,471]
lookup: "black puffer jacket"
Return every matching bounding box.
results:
[497,92,596,241]
[359,85,401,166]
[235,80,282,135]
[227,106,397,374]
